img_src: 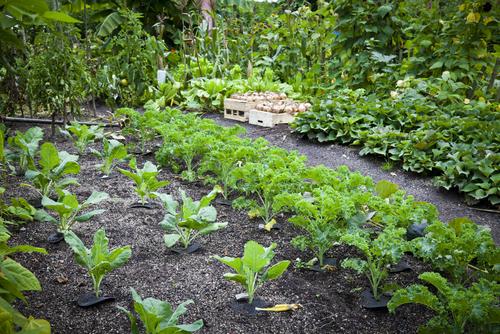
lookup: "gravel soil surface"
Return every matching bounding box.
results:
[4,121,435,333]
[206,113,500,243]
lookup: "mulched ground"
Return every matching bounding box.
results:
[5,121,435,333]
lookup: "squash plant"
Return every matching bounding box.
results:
[118,288,203,334]
[65,228,131,298]
[59,122,104,154]
[118,158,169,205]
[341,224,408,301]
[213,240,290,304]
[24,142,80,198]
[155,186,227,249]
[388,272,499,334]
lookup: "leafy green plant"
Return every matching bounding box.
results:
[6,127,44,173]
[25,142,80,197]
[36,190,109,233]
[411,218,499,284]
[275,186,360,267]
[96,9,164,107]
[64,228,131,297]
[59,122,104,154]
[388,272,499,334]
[198,137,263,199]
[0,188,36,225]
[118,288,203,334]
[118,158,169,205]
[155,186,227,249]
[213,240,290,304]
[0,223,50,333]
[90,138,128,175]
[232,148,306,225]
[341,224,408,301]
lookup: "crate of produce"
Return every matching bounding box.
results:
[248,109,295,128]
[248,100,312,128]
[223,92,288,122]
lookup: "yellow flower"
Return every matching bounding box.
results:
[466,12,480,24]
[464,98,470,105]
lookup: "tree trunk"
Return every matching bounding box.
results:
[199,0,216,32]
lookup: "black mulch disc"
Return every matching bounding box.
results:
[406,222,428,240]
[47,232,65,244]
[171,242,201,255]
[215,198,232,206]
[389,260,412,273]
[129,202,155,209]
[77,293,115,308]
[361,289,390,310]
[231,297,271,316]
[309,258,338,272]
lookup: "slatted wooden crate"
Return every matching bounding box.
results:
[248,109,295,128]
[223,98,256,122]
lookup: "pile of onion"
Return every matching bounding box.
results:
[230,91,287,102]
[255,100,312,114]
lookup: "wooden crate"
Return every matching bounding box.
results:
[248,109,295,128]
[223,98,256,122]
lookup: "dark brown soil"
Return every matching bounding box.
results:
[5,121,434,333]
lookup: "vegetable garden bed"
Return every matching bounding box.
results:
[6,122,433,333]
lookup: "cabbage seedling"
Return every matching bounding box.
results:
[7,127,44,173]
[65,228,131,297]
[118,288,203,334]
[118,158,168,205]
[59,121,104,154]
[24,142,80,197]
[213,240,290,304]
[90,138,128,175]
[155,186,227,249]
[36,190,109,233]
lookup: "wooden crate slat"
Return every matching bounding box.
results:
[248,109,295,128]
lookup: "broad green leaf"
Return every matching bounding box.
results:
[83,191,109,207]
[43,10,80,23]
[375,180,399,198]
[263,260,290,280]
[164,234,181,248]
[39,143,59,172]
